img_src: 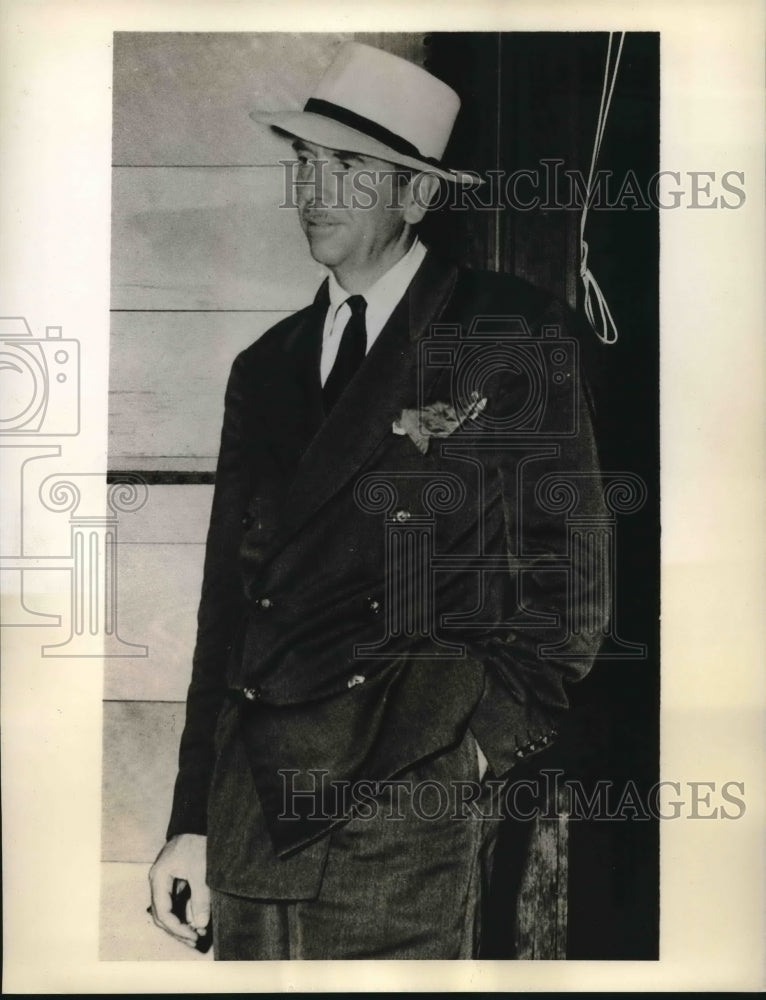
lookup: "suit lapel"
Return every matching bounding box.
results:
[254,283,326,479]
[282,253,459,536]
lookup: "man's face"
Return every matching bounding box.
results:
[292,140,410,275]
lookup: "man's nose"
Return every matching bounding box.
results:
[296,159,345,208]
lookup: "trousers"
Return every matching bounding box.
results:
[211,729,503,960]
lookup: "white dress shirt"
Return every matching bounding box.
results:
[319,238,428,386]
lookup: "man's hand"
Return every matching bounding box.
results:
[148,833,210,948]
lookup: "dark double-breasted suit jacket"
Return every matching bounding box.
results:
[167,251,609,900]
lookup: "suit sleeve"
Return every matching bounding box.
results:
[166,352,251,839]
[467,298,610,778]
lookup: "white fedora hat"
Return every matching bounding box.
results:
[250,42,481,187]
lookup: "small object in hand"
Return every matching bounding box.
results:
[146,878,213,953]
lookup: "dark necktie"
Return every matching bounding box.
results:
[322,294,367,413]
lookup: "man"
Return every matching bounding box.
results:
[149,41,608,960]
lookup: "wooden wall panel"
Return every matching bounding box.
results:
[117,484,213,545]
[109,312,291,468]
[107,486,214,702]
[102,701,185,861]
[105,540,206,702]
[110,167,323,312]
[113,32,353,166]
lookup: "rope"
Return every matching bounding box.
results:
[579,32,625,345]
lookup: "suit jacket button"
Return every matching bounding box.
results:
[243,687,260,701]
[367,598,382,614]
[241,513,253,528]
[393,509,411,523]
[257,597,273,610]
[347,674,366,688]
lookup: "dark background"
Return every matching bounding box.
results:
[425,32,660,960]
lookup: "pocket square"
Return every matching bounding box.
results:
[392,392,487,454]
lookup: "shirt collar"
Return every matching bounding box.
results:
[325,237,427,343]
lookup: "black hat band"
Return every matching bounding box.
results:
[302,98,442,168]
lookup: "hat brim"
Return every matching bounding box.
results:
[250,109,483,188]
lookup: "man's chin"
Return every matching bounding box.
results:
[304,233,345,267]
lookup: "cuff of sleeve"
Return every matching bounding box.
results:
[469,668,560,779]
[166,777,209,840]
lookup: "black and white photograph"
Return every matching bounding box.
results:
[103,29,660,962]
[1,1,764,993]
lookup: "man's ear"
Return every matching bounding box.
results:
[402,172,442,224]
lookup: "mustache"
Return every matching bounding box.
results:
[300,208,344,224]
